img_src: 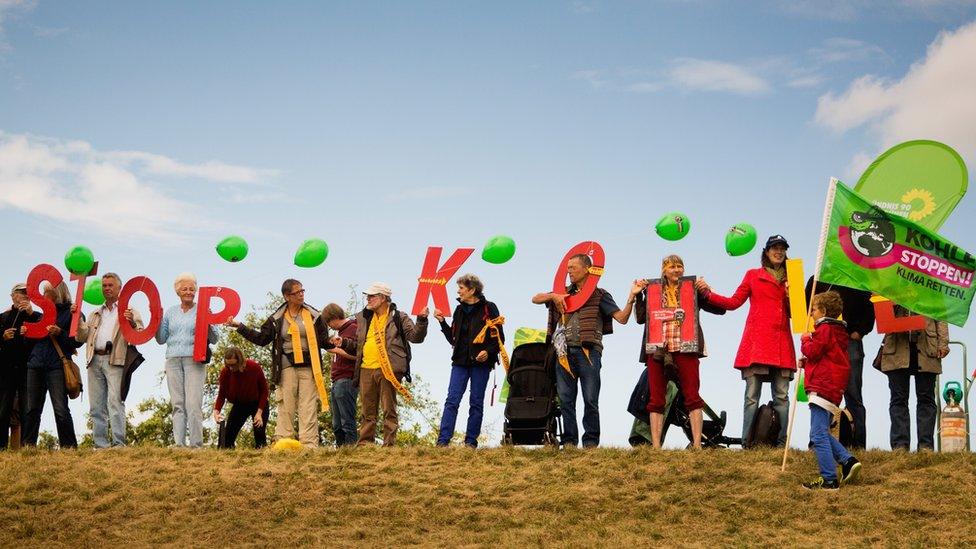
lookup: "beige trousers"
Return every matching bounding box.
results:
[275,366,320,447]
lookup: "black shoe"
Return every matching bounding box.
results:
[802,477,840,491]
[841,457,861,485]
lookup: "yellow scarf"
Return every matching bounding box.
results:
[282,308,330,412]
[371,313,413,402]
[472,316,510,373]
[663,282,679,308]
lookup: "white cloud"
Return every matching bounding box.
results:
[571,70,607,89]
[843,151,875,182]
[776,0,871,21]
[775,0,976,21]
[571,38,886,96]
[814,19,976,160]
[668,58,771,95]
[814,75,895,131]
[787,74,827,88]
[574,60,769,96]
[32,25,68,38]
[626,81,665,93]
[384,186,474,202]
[0,0,34,20]
[105,150,278,183]
[229,191,287,204]
[808,37,888,64]
[571,1,595,14]
[0,132,278,244]
[0,0,36,51]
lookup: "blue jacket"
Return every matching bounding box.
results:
[27,304,84,371]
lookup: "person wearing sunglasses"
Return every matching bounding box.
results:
[226,279,331,448]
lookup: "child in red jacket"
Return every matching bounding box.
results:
[799,291,861,490]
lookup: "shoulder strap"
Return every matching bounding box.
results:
[48,334,68,361]
[393,312,410,355]
[391,311,413,381]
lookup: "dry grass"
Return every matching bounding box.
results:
[1,446,974,547]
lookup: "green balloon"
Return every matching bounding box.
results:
[655,212,691,241]
[482,235,516,264]
[216,235,249,262]
[83,278,105,306]
[294,238,329,268]
[64,246,95,275]
[725,223,758,256]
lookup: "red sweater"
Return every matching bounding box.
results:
[800,319,851,405]
[215,359,269,411]
[331,319,358,381]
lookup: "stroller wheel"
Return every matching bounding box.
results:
[501,434,514,446]
[542,432,557,447]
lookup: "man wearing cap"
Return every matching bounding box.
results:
[0,284,40,450]
[332,283,428,446]
[532,254,643,448]
[226,278,331,447]
[75,273,144,448]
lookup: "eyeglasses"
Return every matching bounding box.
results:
[288,289,306,296]
[366,294,382,300]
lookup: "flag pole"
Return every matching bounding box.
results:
[782,177,839,472]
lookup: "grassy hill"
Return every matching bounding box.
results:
[2,446,974,547]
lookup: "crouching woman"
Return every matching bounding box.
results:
[214,347,269,449]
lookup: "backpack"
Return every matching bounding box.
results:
[391,310,413,383]
[744,401,780,448]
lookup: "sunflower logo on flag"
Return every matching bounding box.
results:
[901,188,937,222]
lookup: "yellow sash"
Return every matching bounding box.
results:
[372,313,413,402]
[472,316,510,373]
[283,308,330,412]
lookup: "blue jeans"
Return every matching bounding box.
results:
[810,404,852,481]
[166,357,206,447]
[743,373,790,445]
[438,364,491,447]
[845,339,866,449]
[330,378,359,447]
[22,367,77,448]
[88,355,126,448]
[556,347,602,447]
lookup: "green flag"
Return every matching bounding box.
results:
[855,140,968,232]
[819,180,976,327]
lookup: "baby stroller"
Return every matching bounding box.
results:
[502,342,561,445]
[628,366,741,448]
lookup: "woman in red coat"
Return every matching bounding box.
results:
[696,235,796,445]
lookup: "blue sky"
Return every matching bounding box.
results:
[2,1,976,448]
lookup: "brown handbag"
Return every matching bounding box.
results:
[49,334,83,399]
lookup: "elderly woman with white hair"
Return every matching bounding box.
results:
[156,272,217,447]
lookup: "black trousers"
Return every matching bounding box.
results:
[219,401,268,449]
[844,339,867,449]
[0,367,24,449]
